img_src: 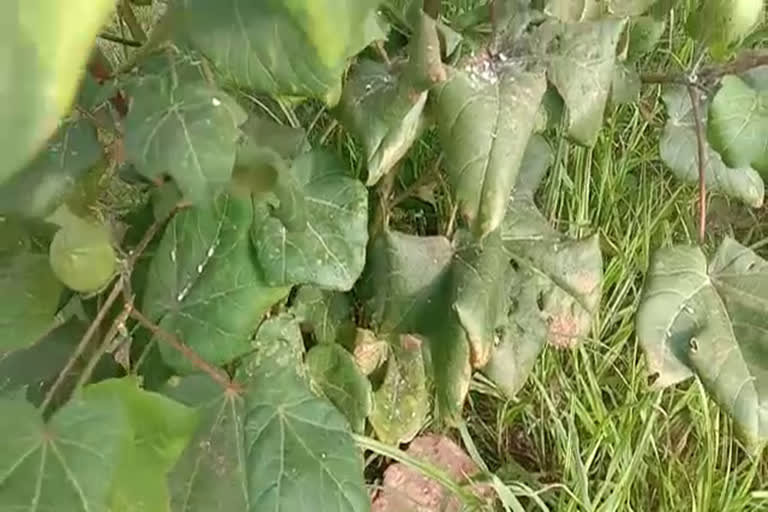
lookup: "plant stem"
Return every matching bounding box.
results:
[98,32,142,47]
[117,0,147,42]
[40,279,124,414]
[641,50,768,85]
[130,309,236,391]
[687,85,707,244]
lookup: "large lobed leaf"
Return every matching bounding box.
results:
[637,239,768,443]
[143,193,289,373]
[546,19,626,146]
[124,54,247,203]
[435,58,546,239]
[177,0,385,105]
[166,315,369,512]
[336,60,428,187]
[661,85,764,207]
[708,74,768,178]
[0,395,129,511]
[0,0,116,182]
[251,150,368,291]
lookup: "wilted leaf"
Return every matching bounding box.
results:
[124,54,247,203]
[547,19,626,146]
[369,334,428,445]
[251,149,368,291]
[371,435,492,512]
[435,58,546,238]
[451,230,509,368]
[0,393,129,511]
[637,239,768,443]
[502,195,602,349]
[0,118,103,219]
[83,378,199,512]
[708,75,768,176]
[352,328,389,376]
[307,343,372,432]
[0,218,63,351]
[0,0,116,182]
[336,60,427,186]
[166,359,369,511]
[293,286,356,346]
[661,85,764,207]
[143,193,289,373]
[49,217,116,293]
[178,0,384,105]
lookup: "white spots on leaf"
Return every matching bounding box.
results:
[177,283,192,302]
[197,264,204,274]
[171,248,177,263]
[207,245,216,258]
[212,97,221,107]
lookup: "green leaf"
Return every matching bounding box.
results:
[611,64,641,105]
[248,313,305,371]
[435,60,546,238]
[0,0,117,182]
[636,239,768,443]
[547,19,626,146]
[49,217,116,293]
[0,118,103,219]
[515,134,554,195]
[293,286,356,346]
[502,196,602,349]
[124,55,247,203]
[83,378,198,512]
[369,334,429,444]
[143,193,289,373]
[361,230,454,335]
[544,0,600,21]
[336,60,428,186]
[0,393,129,511]
[0,317,84,397]
[451,229,510,368]
[306,343,372,433]
[708,75,768,176]
[251,149,368,291]
[627,16,666,62]
[178,0,384,105]
[661,85,764,208]
[165,365,369,510]
[687,0,763,58]
[0,218,63,351]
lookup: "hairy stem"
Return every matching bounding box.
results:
[687,85,707,244]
